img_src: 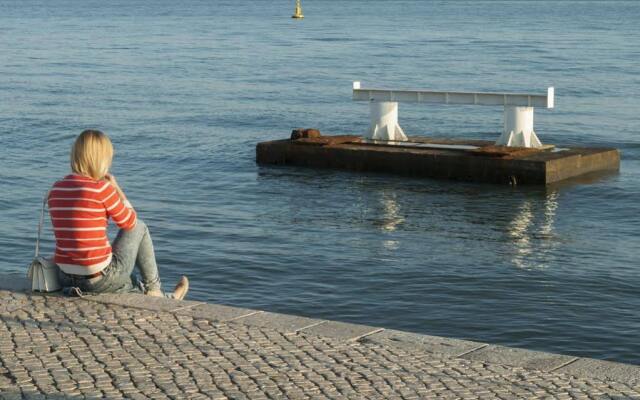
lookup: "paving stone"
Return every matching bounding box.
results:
[86,293,202,312]
[235,311,324,333]
[555,357,640,385]
[174,303,259,322]
[298,320,383,341]
[362,329,484,357]
[460,345,577,372]
[1,289,639,399]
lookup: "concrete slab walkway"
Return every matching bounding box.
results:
[1,276,639,399]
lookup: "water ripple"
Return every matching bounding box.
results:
[1,0,639,365]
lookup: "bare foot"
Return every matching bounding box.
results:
[173,276,189,300]
[146,289,163,297]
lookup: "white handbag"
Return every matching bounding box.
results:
[26,192,62,292]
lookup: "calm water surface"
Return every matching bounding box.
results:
[1,0,639,364]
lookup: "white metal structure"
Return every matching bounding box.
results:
[368,101,408,141]
[352,82,554,147]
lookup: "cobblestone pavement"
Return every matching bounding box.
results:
[1,290,639,399]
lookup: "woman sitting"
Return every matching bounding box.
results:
[49,129,188,299]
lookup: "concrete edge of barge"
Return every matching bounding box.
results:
[256,135,621,185]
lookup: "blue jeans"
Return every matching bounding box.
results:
[59,219,171,297]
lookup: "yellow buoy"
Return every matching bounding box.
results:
[292,0,304,19]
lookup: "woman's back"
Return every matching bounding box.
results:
[49,174,136,275]
[52,129,187,299]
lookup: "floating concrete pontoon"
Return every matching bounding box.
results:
[257,83,620,185]
[257,135,619,185]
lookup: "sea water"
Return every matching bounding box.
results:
[1,0,639,364]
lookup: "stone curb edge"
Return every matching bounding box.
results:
[2,274,639,386]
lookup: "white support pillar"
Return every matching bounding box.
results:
[368,102,408,141]
[353,82,553,147]
[496,106,542,148]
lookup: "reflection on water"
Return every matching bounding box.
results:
[379,191,405,233]
[508,190,559,269]
[509,198,534,268]
[379,191,404,250]
[1,0,639,364]
[542,191,559,239]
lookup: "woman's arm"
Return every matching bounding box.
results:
[104,174,132,209]
[102,174,137,229]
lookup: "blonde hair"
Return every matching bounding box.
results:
[70,130,113,180]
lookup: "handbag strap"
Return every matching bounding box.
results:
[35,191,49,258]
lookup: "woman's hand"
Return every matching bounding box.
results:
[104,173,130,206]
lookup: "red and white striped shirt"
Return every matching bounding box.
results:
[48,174,137,275]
